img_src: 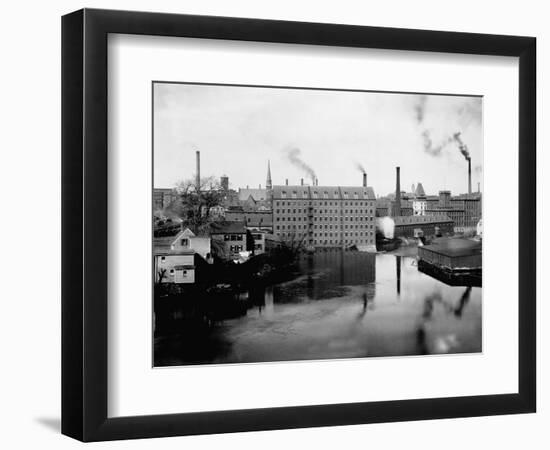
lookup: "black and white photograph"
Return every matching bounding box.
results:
[152,82,483,367]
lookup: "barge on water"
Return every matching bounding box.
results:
[417,238,482,287]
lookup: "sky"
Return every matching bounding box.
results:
[153,82,482,197]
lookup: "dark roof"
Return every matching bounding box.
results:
[421,238,482,257]
[208,221,246,234]
[272,185,376,200]
[393,215,453,226]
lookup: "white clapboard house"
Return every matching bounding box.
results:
[153,228,212,284]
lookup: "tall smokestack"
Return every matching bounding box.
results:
[195,150,200,192]
[301,178,304,186]
[395,166,401,217]
[477,182,480,193]
[285,179,288,186]
[468,159,472,194]
[363,173,367,187]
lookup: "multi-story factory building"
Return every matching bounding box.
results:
[271,177,377,250]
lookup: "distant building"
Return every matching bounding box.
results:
[415,182,426,197]
[248,228,267,254]
[208,205,226,219]
[220,175,229,191]
[376,198,413,217]
[153,188,178,210]
[411,183,427,216]
[225,206,273,231]
[450,193,483,229]
[238,187,270,204]
[208,221,248,259]
[412,198,427,216]
[271,182,377,250]
[392,214,454,238]
[425,191,482,232]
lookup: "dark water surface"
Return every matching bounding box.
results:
[154,251,482,366]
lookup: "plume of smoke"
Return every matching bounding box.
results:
[453,132,471,160]
[422,130,454,156]
[284,147,316,183]
[474,164,483,173]
[355,162,366,173]
[413,95,428,124]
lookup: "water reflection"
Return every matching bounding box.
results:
[154,251,482,366]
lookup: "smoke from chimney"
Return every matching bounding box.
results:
[284,147,316,184]
[453,132,472,194]
[195,150,200,192]
[453,132,471,160]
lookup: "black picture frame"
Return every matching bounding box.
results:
[62,8,536,442]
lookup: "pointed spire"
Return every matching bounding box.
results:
[266,160,272,190]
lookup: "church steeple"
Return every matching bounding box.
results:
[266,160,272,190]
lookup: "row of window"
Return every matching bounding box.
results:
[229,245,244,252]
[279,191,371,200]
[275,231,374,238]
[276,216,374,222]
[275,201,374,207]
[223,234,243,241]
[276,224,374,230]
[275,208,375,215]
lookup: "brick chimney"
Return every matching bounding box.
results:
[394,166,401,216]
[195,150,200,192]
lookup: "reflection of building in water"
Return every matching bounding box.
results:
[264,286,274,316]
[298,250,376,288]
[454,286,472,317]
[396,255,401,296]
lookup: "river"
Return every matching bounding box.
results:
[154,250,482,366]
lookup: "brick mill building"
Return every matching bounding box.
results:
[271,176,377,250]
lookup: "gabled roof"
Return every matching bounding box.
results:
[238,188,268,202]
[153,228,207,254]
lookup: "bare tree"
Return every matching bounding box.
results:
[157,268,167,284]
[166,176,225,234]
